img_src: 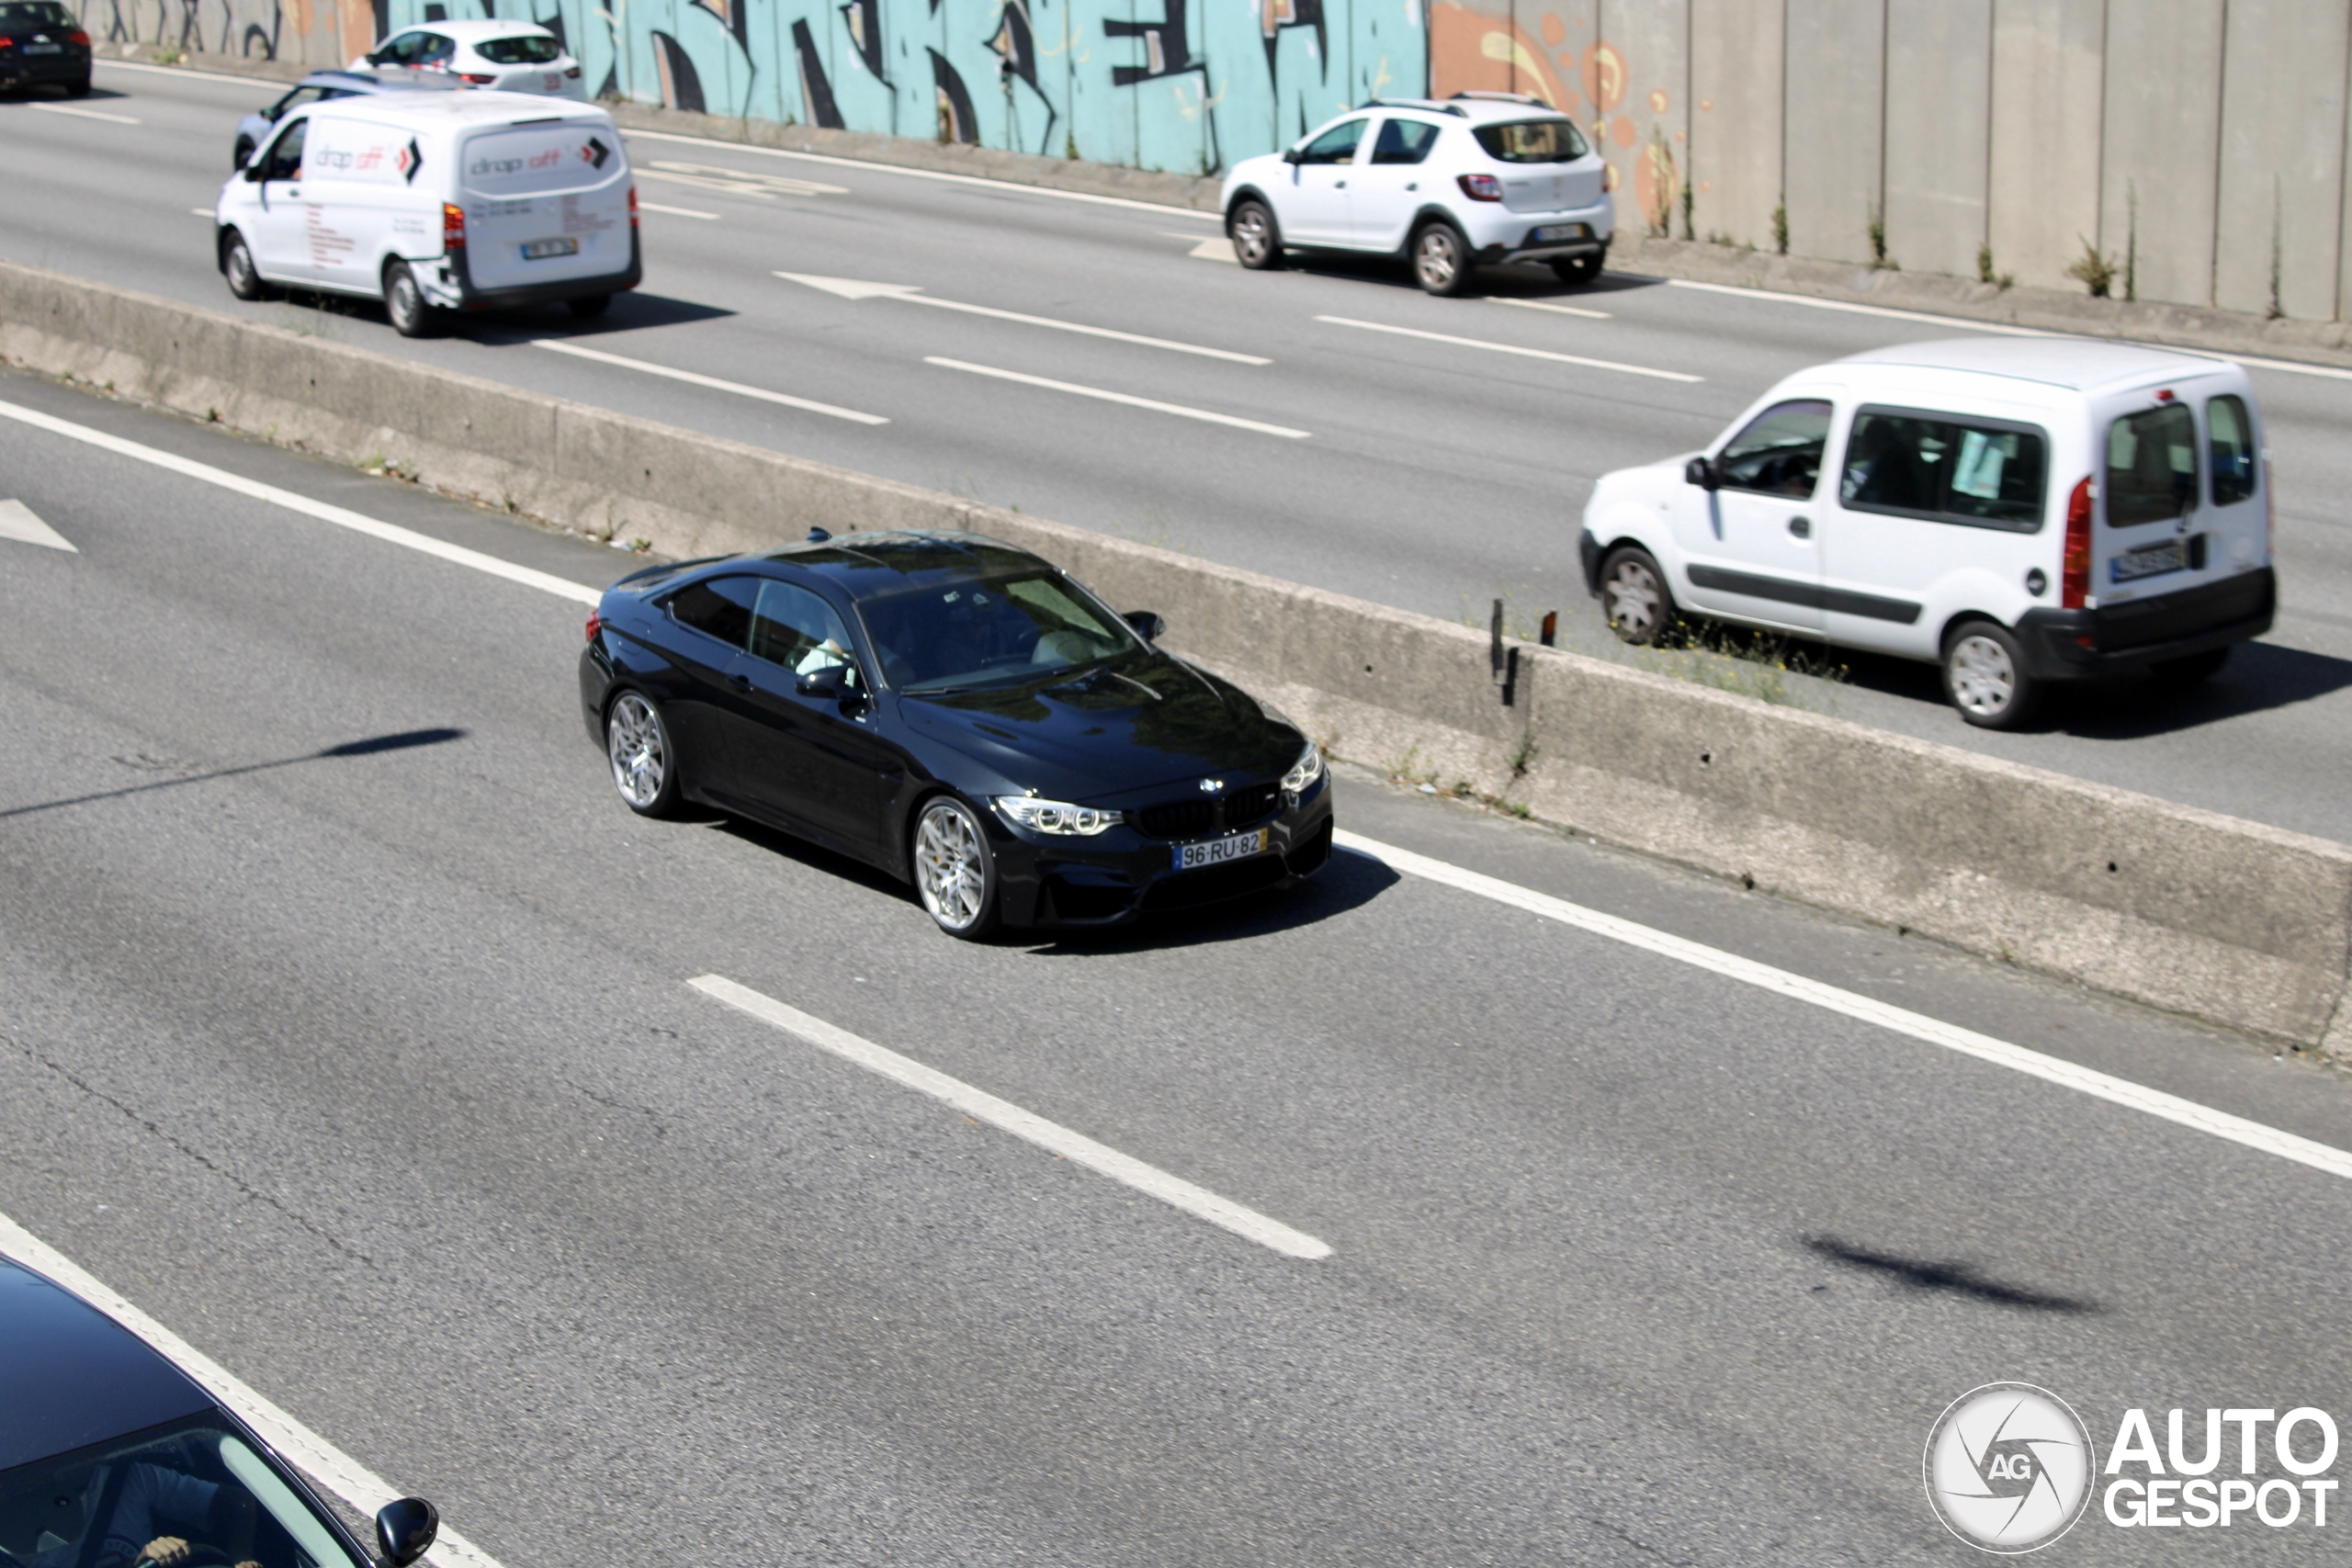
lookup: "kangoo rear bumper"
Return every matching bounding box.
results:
[2015,567,2275,680]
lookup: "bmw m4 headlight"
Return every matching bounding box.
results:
[995,796,1125,836]
[1281,741,1324,795]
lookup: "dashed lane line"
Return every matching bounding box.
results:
[530,338,888,423]
[28,100,140,123]
[924,356,1309,437]
[1316,315,1701,382]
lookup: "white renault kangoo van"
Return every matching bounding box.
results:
[215,91,639,336]
[1577,339,2275,728]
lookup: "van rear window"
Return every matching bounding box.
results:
[2207,394,2257,506]
[1840,409,2048,531]
[2106,403,2197,526]
[475,33,562,63]
[1472,118,1589,164]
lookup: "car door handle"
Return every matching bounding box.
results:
[1405,182,1419,190]
[727,673,754,692]
[1787,515,1812,539]
[1334,179,1347,187]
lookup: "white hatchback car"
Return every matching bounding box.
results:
[1219,94,1611,295]
[1578,339,2276,728]
[353,18,586,99]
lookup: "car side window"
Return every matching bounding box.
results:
[2106,402,2199,525]
[1297,118,1367,165]
[374,29,423,62]
[2208,394,2257,506]
[413,31,455,65]
[665,575,758,648]
[270,85,325,117]
[749,580,861,687]
[1714,400,1832,499]
[259,118,307,182]
[1838,409,2048,530]
[1369,118,1440,165]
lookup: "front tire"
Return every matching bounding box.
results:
[1943,620,2041,729]
[221,230,268,301]
[1227,197,1283,270]
[1599,545,1677,646]
[605,691,683,817]
[384,260,438,338]
[1411,220,1476,296]
[912,796,999,939]
[1550,253,1602,286]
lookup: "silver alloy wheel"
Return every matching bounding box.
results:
[1604,557,1665,639]
[606,692,668,808]
[914,799,989,932]
[1947,632,2018,717]
[1415,226,1462,291]
[1229,204,1273,265]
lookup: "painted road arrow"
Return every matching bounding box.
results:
[775,273,1272,365]
[0,499,75,552]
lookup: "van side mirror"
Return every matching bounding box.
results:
[1124,610,1165,642]
[243,162,265,181]
[1281,147,1303,165]
[1683,456,1720,491]
[375,1498,438,1568]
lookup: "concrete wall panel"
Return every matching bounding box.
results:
[1597,0,1692,239]
[2102,0,2223,306]
[2215,0,2348,320]
[1883,0,1988,280]
[1985,0,2103,291]
[1781,0,1883,265]
[1689,0,1785,251]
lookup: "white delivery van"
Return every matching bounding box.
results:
[1577,338,2276,728]
[215,90,639,336]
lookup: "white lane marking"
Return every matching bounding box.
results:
[638,199,719,220]
[1485,295,1610,320]
[1317,315,1702,382]
[0,1209,506,1568]
[96,55,285,86]
[777,272,1269,364]
[639,161,847,198]
[0,398,602,604]
[620,125,1219,218]
[923,356,1309,437]
[0,498,75,551]
[28,101,141,124]
[1188,237,1238,264]
[190,207,216,217]
[690,976,1333,1258]
[1337,830,2352,1187]
[531,339,888,424]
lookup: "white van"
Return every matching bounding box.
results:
[215,91,639,336]
[1577,339,2276,728]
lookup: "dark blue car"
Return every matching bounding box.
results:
[579,530,1334,936]
[0,1256,440,1568]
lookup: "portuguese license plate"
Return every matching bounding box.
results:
[1173,827,1270,872]
[2112,537,2189,582]
[522,237,580,260]
[1532,223,1587,243]
[26,41,61,52]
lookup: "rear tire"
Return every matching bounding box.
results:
[912,795,1000,939]
[1227,197,1283,270]
[1942,619,2041,729]
[64,76,91,97]
[2150,647,2230,687]
[1599,545,1678,646]
[220,230,268,301]
[1411,220,1476,297]
[605,691,683,818]
[566,293,611,318]
[1549,253,1602,286]
[384,260,438,338]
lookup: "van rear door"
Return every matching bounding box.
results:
[457,116,629,294]
[2098,394,2226,604]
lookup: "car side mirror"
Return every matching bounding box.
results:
[1124,610,1165,643]
[795,665,863,708]
[375,1497,438,1568]
[1683,456,1720,491]
[1281,147,1303,165]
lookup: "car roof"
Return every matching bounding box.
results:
[410,17,558,39]
[759,531,1051,596]
[307,89,608,127]
[1356,95,1575,124]
[0,1257,213,1472]
[295,68,462,93]
[1835,336,2233,393]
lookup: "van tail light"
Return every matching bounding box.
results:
[458,71,495,84]
[628,184,639,228]
[442,202,466,249]
[66,28,90,45]
[584,609,602,646]
[2062,475,2094,609]
[1457,172,1505,202]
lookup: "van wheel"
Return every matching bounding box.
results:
[1227,198,1283,270]
[1411,220,1476,296]
[384,261,438,339]
[1599,546,1677,646]
[566,294,611,318]
[1943,620,2041,729]
[2150,647,2230,687]
[1550,254,1602,285]
[221,231,270,301]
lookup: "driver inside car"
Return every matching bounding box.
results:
[96,1462,258,1568]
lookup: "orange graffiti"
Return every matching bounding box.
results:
[1580,39,1624,113]
[1540,12,1565,47]
[1429,2,1570,107]
[1649,87,1668,114]
[1611,113,1634,148]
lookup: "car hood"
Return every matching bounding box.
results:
[895,649,1305,804]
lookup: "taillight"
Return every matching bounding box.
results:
[628,184,639,228]
[0,36,15,50]
[1457,172,1504,202]
[2062,475,2093,608]
[458,70,495,84]
[584,610,602,646]
[443,202,466,249]
[66,28,89,44]
[565,64,582,78]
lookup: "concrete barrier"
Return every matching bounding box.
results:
[5,260,2349,1054]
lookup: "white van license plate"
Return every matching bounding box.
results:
[2112,538,2189,582]
[1173,828,1269,872]
[522,238,580,260]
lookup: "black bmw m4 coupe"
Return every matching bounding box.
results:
[579,530,1333,936]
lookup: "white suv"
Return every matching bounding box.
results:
[353,19,587,99]
[1219,94,1612,296]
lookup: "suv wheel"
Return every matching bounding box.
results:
[384,261,438,338]
[1599,546,1677,646]
[1411,220,1475,297]
[1550,254,1602,286]
[1227,197,1283,270]
[1942,620,2041,729]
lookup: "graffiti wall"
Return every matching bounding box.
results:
[69,0,383,69]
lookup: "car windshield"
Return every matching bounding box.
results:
[0,1412,357,1568]
[0,2,76,26]
[474,33,560,62]
[1472,118,1589,163]
[859,572,1138,693]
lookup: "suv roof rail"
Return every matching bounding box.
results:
[1356,96,1466,117]
[1448,89,1547,106]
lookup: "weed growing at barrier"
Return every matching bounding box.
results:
[1631,621,1850,708]
[2067,238,2119,299]
[1771,201,1789,255]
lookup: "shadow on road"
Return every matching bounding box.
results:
[0,727,468,821]
[1804,1235,2098,1314]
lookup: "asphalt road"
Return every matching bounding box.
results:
[5,367,2352,1563]
[0,62,2349,844]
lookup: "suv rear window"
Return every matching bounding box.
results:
[0,2,76,25]
[475,33,562,63]
[2106,403,2198,526]
[1840,409,2048,531]
[1472,118,1589,164]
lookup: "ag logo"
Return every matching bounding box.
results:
[1924,1383,2096,1553]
